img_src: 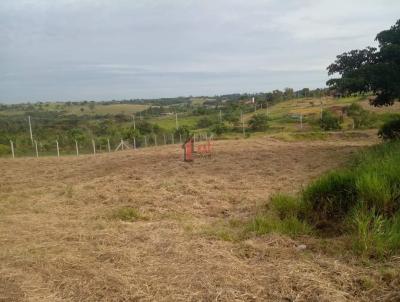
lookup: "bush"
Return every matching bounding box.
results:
[196,117,214,128]
[174,126,191,139]
[346,103,375,129]
[223,111,240,124]
[378,118,400,140]
[210,123,228,135]
[0,144,10,156]
[248,113,268,131]
[302,171,358,227]
[320,111,341,130]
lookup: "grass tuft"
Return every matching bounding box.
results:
[112,207,142,222]
[270,193,301,219]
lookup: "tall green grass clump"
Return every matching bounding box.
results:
[301,141,400,257]
[246,193,312,237]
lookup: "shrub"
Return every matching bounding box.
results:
[0,144,10,156]
[248,113,268,131]
[136,120,153,134]
[320,111,341,131]
[210,123,228,135]
[346,103,375,129]
[174,126,191,139]
[196,117,214,128]
[302,170,358,228]
[223,111,240,124]
[378,118,400,140]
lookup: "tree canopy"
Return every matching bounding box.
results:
[327,19,400,106]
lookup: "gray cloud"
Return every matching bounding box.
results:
[0,0,399,103]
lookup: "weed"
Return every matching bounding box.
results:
[246,213,312,237]
[270,193,300,219]
[112,207,142,222]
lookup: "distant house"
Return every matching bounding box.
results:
[242,97,255,105]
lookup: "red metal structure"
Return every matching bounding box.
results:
[197,140,212,157]
[182,137,194,162]
[182,136,212,161]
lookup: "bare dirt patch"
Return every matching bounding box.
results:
[1,134,398,301]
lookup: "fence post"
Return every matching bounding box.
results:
[144,136,147,147]
[241,111,245,136]
[10,140,14,158]
[154,135,157,146]
[92,139,96,155]
[300,114,303,129]
[107,138,111,152]
[133,137,136,150]
[121,138,124,151]
[179,134,182,144]
[56,140,60,157]
[75,140,79,156]
[163,134,166,145]
[171,134,174,144]
[34,140,39,158]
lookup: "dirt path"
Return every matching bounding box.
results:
[1,135,395,301]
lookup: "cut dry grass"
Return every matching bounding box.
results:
[1,133,398,301]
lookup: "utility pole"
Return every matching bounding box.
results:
[28,116,33,144]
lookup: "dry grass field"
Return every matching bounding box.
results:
[1,134,399,301]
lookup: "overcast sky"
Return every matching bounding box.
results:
[0,0,399,103]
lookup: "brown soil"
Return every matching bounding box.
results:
[1,135,399,301]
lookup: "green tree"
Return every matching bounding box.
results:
[327,19,400,106]
[196,117,214,128]
[174,126,191,138]
[210,123,228,135]
[248,113,268,131]
[122,127,140,140]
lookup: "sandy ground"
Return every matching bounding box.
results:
[0,134,399,301]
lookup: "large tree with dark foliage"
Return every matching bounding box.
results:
[327,19,400,106]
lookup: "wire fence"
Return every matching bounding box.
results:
[4,133,213,159]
